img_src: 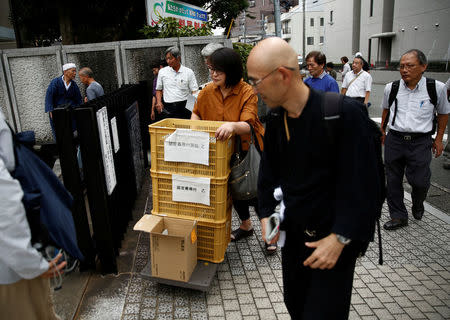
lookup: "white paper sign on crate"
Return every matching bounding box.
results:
[172,174,210,206]
[164,129,209,165]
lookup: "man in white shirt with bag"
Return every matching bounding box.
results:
[341,56,372,106]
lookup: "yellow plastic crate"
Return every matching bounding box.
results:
[197,218,231,263]
[151,170,230,223]
[149,118,234,179]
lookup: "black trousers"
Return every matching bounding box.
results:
[233,197,258,222]
[384,132,432,219]
[351,96,365,104]
[164,100,191,119]
[281,231,357,320]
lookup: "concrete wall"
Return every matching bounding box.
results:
[323,0,357,64]
[325,0,450,66]
[391,0,450,62]
[0,36,232,143]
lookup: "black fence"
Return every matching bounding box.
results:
[53,82,149,274]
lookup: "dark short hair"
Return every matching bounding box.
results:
[402,49,427,65]
[341,56,349,63]
[209,48,243,88]
[326,62,334,68]
[79,67,93,78]
[306,51,326,66]
[353,56,363,65]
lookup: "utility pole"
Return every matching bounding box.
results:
[243,12,247,43]
[302,0,306,61]
[274,0,281,37]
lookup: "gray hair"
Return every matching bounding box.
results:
[165,46,181,59]
[79,67,93,78]
[201,43,224,58]
[402,49,427,65]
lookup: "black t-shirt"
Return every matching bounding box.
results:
[258,88,374,242]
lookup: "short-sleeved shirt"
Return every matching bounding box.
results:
[193,80,264,150]
[381,77,450,133]
[156,65,198,103]
[86,81,104,101]
[341,63,351,80]
[342,70,372,98]
[304,70,339,93]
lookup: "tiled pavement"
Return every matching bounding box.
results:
[117,183,450,320]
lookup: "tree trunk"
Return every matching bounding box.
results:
[58,5,74,45]
[9,0,23,47]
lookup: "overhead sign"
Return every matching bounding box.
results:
[146,0,208,28]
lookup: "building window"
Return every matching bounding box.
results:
[330,11,333,23]
[320,17,324,26]
[307,37,314,45]
[310,18,314,27]
[249,0,256,7]
[320,36,324,43]
[370,0,374,17]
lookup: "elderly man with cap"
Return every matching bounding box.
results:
[45,63,82,138]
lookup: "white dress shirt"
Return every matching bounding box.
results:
[342,70,372,98]
[341,63,351,80]
[381,77,450,133]
[156,65,198,103]
[0,110,14,172]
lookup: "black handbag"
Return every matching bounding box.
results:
[229,124,261,200]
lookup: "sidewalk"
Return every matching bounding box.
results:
[55,174,450,320]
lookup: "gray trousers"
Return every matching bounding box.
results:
[384,133,432,220]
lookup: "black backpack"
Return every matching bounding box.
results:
[321,92,385,265]
[382,78,437,132]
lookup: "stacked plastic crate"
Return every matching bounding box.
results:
[149,119,234,263]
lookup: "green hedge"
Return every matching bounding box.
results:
[233,42,254,82]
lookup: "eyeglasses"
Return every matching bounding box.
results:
[207,66,224,75]
[399,64,418,70]
[248,66,296,87]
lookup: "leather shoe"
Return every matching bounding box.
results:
[412,204,424,220]
[383,219,408,230]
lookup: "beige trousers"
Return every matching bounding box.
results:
[0,277,60,320]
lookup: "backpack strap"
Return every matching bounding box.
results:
[425,78,438,134]
[425,77,437,108]
[321,91,343,146]
[383,80,400,131]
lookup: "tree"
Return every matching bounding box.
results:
[9,0,248,46]
[9,0,146,46]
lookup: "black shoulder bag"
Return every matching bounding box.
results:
[229,124,261,201]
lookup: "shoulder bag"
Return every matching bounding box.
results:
[229,124,261,201]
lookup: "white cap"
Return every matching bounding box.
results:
[354,52,363,58]
[63,63,76,71]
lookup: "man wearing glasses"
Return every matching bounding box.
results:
[248,37,378,319]
[381,49,449,230]
[155,46,198,119]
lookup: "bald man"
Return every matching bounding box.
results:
[248,38,377,319]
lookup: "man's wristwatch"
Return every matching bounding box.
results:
[336,234,352,245]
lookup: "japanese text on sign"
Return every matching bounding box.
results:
[172,174,210,206]
[164,129,209,165]
[96,107,117,195]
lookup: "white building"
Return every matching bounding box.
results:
[281,4,326,62]
[324,0,450,67]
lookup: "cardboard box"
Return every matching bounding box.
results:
[134,215,197,282]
